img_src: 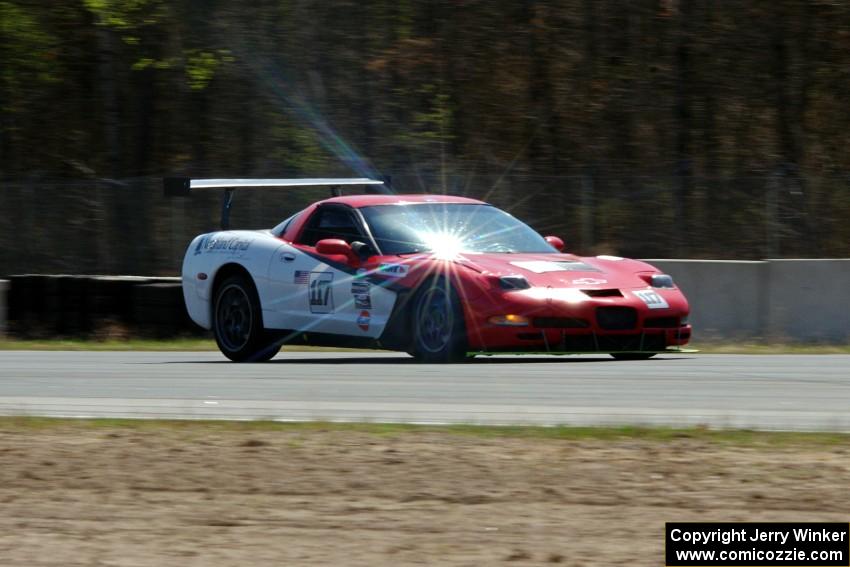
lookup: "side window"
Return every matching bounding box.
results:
[272,211,302,238]
[298,206,364,246]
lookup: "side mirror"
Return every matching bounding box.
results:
[350,241,373,260]
[316,238,352,257]
[545,235,565,252]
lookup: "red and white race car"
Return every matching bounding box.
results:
[167,178,691,362]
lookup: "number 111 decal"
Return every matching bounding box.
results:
[309,272,334,313]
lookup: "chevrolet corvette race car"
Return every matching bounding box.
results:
[166,177,691,362]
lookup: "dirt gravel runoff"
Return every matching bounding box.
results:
[0,422,848,567]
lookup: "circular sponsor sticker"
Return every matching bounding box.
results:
[357,310,371,331]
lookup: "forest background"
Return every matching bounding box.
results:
[1,0,848,275]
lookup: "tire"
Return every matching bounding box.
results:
[610,352,656,360]
[213,274,281,362]
[410,277,468,363]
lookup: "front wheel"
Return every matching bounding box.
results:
[213,274,280,362]
[610,352,656,360]
[410,278,468,363]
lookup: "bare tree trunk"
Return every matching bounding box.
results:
[96,25,121,175]
[773,1,814,254]
[580,0,598,249]
[674,0,693,256]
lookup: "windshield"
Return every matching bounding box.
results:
[360,203,556,255]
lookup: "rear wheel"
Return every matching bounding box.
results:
[213,274,280,362]
[610,352,656,360]
[410,278,467,363]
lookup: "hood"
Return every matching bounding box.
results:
[453,253,660,290]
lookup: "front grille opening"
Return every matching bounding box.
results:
[644,316,680,328]
[582,289,623,298]
[596,306,638,330]
[533,317,591,329]
[517,332,545,340]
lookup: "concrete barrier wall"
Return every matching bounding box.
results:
[647,260,767,340]
[646,259,850,342]
[765,260,850,342]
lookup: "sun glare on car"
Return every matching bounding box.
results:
[417,230,466,260]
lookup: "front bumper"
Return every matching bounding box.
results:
[463,287,691,353]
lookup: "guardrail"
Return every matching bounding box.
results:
[3,261,849,341]
[0,279,8,336]
[6,275,202,339]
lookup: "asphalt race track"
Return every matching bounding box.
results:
[0,351,848,431]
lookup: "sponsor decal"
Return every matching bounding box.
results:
[351,281,372,310]
[351,281,370,294]
[308,272,334,313]
[633,289,669,309]
[511,260,601,274]
[572,277,607,285]
[357,310,371,331]
[377,263,409,278]
[194,235,210,255]
[195,235,252,255]
[293,270,310,285]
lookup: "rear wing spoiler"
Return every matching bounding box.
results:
[163,177,390,230]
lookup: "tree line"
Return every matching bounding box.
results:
[1,0,849,275]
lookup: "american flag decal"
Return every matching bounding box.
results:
[293,270,310,284]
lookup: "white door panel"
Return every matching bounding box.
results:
[266,245,396,338]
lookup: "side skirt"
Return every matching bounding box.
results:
[268,329,392,351]
[472,347,699,356]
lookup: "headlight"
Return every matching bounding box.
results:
[499,275,531,290]
[488,314,530,327]
[650,274,675,288]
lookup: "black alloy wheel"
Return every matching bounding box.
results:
[410,278,468,363]
[213,274,280,362]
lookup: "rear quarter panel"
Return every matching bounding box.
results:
[181,230,280,329]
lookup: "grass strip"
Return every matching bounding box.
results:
[1,417,848,447]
